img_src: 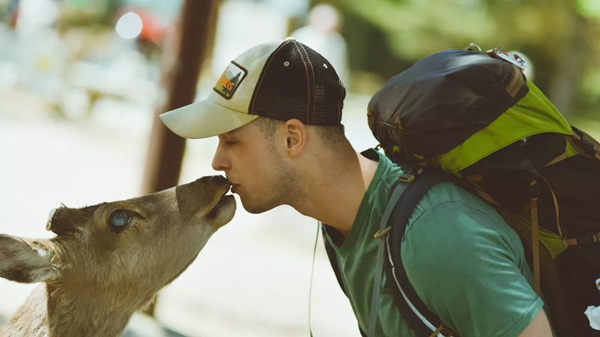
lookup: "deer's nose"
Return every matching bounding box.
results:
[200,175,229,185]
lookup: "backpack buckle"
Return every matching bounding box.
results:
[528,180,540,200]
[430,324,455,337]
[374,226,392,239]
[487,47,527,72]
[564,232,600,246]
[465,42,482,52]
[398,172,416,183]
[398,166,422,183]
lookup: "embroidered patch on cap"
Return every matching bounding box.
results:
[213,61,247,99]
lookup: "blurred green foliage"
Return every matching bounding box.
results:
[57,0,123,32]
[319,0,599,118]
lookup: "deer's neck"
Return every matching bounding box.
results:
[3,282,139,337]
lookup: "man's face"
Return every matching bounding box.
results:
[211,121,298,214]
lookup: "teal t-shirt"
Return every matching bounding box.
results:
[324,150,545,337]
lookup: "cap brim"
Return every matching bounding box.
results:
[160,100,259,139]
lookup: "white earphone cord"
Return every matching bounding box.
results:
[308,222,322,336]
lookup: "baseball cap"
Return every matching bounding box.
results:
[160,38,346,139]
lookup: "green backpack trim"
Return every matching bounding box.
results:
[513,212,567,259]
[438,81,573,173]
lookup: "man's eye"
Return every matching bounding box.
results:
[225,140,237,145]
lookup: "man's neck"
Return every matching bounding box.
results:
[293,150,379,236]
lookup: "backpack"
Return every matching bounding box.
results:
[324,45,600,337]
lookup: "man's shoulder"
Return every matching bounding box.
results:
[412,180,497,219]
[403,179,519,247]
[398,181,540,337]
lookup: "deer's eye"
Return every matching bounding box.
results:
[109,210,131,232]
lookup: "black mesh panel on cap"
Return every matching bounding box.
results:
[249,39,345,125]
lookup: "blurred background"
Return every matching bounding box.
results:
[0,0,599,336]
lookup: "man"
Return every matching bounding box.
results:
[160,38,552,336]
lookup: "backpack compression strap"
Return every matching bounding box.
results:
[382,169,457,337]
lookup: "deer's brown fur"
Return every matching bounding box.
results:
[0,175,235,337]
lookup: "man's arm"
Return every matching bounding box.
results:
[402,194,552,336]
[518,309,552,337]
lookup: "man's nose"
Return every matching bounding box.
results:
[211,148,229,171]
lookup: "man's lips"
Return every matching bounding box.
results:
[225,176,239,193]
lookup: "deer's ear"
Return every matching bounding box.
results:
[47,207,80,235]
[0,235,58,283]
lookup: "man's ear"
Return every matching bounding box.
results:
[283,119,307,157]
[0,235,58,283]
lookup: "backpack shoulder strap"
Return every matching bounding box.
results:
[383,169,457,337]
[322,168,455,337]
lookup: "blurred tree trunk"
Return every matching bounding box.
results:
[547,12,589,116]
[141,0,220,316]
[142,0,218,195]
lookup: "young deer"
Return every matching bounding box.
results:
[0,175,235,337]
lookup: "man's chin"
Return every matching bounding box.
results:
[242,204,270,214]
[240,198,274,214]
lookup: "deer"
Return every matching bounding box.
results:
[0,175,235,337]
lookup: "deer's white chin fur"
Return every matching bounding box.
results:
[208,195,236,228]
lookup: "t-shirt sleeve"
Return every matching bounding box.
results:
[401,200,545,337]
